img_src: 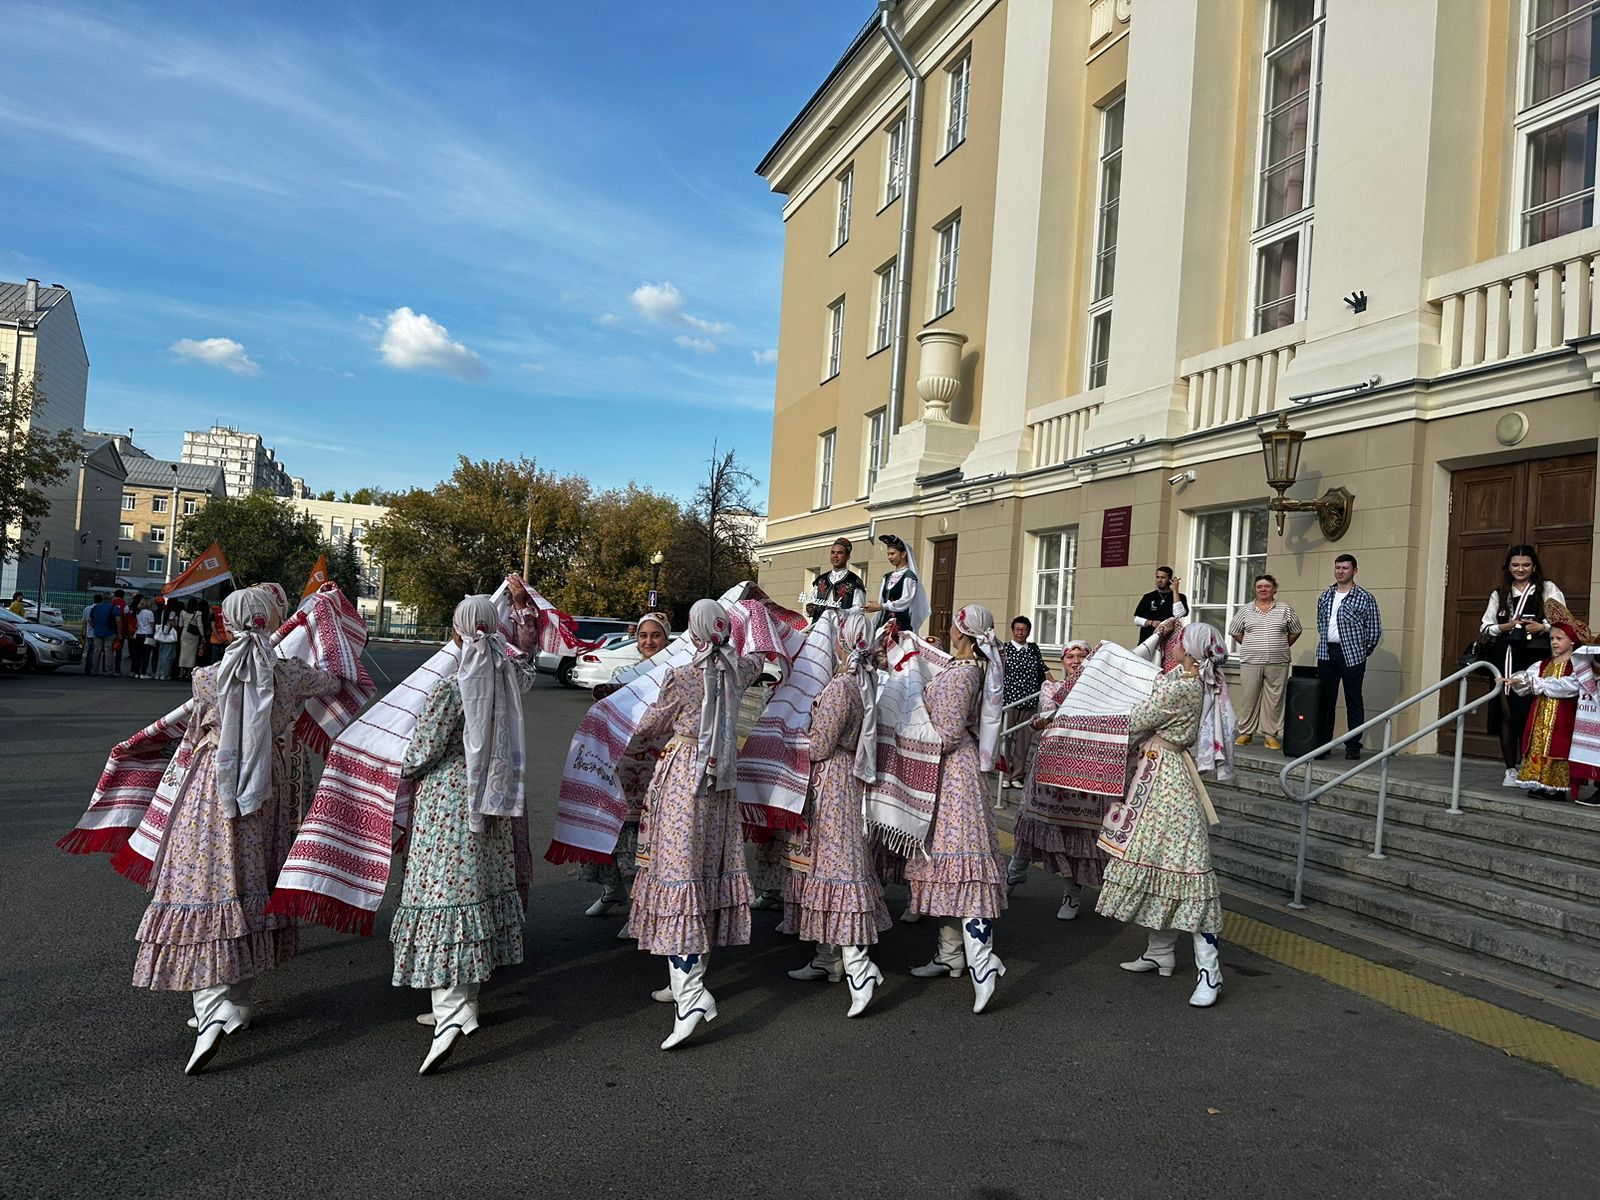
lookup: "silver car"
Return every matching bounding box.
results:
[0,607,84,671]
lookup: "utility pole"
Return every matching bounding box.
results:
[164,463,180,584]
[522,511,532,580]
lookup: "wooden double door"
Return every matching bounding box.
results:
[1440,453,1595,757]
[928,538,957,639]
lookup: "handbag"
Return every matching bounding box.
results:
[1459,634,1499,668]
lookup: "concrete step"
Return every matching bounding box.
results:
[1209,785,1600,903]
[1210,840,1600,994]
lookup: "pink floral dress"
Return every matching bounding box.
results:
[132,657,344,991]
[782,674,892,946]
[1012,676,1109,886]
[626,659,762,955]
[903,659,1008,919]
[391,674,527,988]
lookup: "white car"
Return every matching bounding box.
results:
[12,599,64,627]
[535,617,636,687]
[570,633,685,690]
[0,607,83,671]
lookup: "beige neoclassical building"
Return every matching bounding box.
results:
[754,0,1600,754]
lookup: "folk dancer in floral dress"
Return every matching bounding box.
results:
[906,604,1010,1014]
[138,588,346,1073]
[1098,623,1235,1008]
[627,599,766,1049]
[1007,640,1108,919]
[395,595,535,1074]
[784,612,893,1016]
[584,612,673,925]
[1507,611,1590,802]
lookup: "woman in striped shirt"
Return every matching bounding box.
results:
[1228,575,1303,751]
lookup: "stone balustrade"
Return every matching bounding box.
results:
[1179,323,1304,434]
[1025,392,1100,470]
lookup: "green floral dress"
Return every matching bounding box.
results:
[1095,666,1223,934]
[390,675,525,988]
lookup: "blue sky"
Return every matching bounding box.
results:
[3,2,864,502]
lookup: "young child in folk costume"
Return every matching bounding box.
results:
[1507,608,1591,801]
[396,595,536,1075]
[627,599,769,1049]
[583,611,673,926]
[783,612,893,1017]
[904,604,1010,1014]
[1097,623,1235,1009]
[1007,640,1109,919]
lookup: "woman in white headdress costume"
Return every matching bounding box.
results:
[1097,622,1235,1008]
[627,598,768,1049]
[904,603,1010,1014]
[865,533,931,635]
[783,611,893,1016]
[131,587,345,1074]
[395,594,535,1074]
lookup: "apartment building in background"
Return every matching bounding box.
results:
[118,458,227,590]
[755,0,1600,754]
[181,425,295,498]
[1,279,90,594]
[283,495,413,625]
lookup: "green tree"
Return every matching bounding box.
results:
[316,489,335,502]
[365,456,590,622]
[326,533,362,601]
[558,485,684,617]
[340,486,391,505]
[177,492,324,596]
[0,364,80,566]
[667,442,762,623]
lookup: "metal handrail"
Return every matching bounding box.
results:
[1276,659,1504,908]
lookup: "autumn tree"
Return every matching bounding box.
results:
[558,484,684,617]
[0,364,80,566]
[176,492,324,595]
[667,442,762,623]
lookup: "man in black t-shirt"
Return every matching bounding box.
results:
[807,538,867,621]
[1132,566,1189,643]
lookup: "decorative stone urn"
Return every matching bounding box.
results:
[916,328,968,422]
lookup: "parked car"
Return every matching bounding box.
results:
[0,628,27,672]
[570,632,689,690]
[0,607,84,671]
[12,599,64,627]
[536,616,637,687]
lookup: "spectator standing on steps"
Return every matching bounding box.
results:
[1228,575,1302,751]
[1314,555,1382,760]
[1480,544,1564,790]
[1132,567,1188,644]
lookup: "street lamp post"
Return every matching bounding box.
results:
[650,550,664,610]
[164,463,180,584]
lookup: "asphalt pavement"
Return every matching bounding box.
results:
[3,645,1597,1199]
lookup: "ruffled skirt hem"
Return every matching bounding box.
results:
[629,868,753,955]
[1010,818,1106,887]
[132,927,298,991]
[1096,861,1222,934]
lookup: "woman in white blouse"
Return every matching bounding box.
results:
[1228,575,1303,751]
[1480,545,1564,787]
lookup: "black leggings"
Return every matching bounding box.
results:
[1498,690,1536,770]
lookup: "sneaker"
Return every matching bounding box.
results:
[1264,736,1282,751]
[1502,768,1521,789]
[1576,795,1600,808]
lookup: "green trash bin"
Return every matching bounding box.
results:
[1282,665,1321,759]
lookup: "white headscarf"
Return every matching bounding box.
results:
[840,611,879,783]
[453,594,526,833]
[637,612,671,643]
[257,582,290,630]
[954,603,1005,772]
[214,588,279,818]
[689,598,741,794]
[1181,622,1237,782]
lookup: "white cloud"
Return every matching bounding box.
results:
[169,336,260,376]
[675,335,716,355]
[377,306,486,379]
[629,281,683,321]
[752,347,778,365]
[596,312,621,328]
[682,313,731,336]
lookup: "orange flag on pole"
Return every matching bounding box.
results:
[300,554,329,600]
[161,542,233,600]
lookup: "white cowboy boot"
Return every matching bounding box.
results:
[842,945,883,1018]
[787,943,843,982]
[419,982,480,1075]
[1190,932,1223,1008]
[961,918,1006,1014]
[661,953,717,1050]
[1119,929,1178,977]
[1057,880,1083,921]
[910,922,966,978]
[187,980,253,1030]
[185,984,249,1074]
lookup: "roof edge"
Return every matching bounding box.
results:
[754,11,881,178]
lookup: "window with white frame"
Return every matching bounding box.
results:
[150,526,166,543]
[1250,0,1324,334]
[1032,528,1079,647]
[1517,1,1600,245]
[835,164,854,249]
[1190,506,1269,636]
[147,555,166,574]
[115,553,131,571]
[152,495,169,513]
[817,428,837,508]
[1087,96,1124,389]
[874,259,897,352]
[178,558,191,573]
[825,297,845,380]
[119,523,134,540]
[885,115,907,204]
[183,497,197,515]
[864,408,888,495]
[933,212,961,317]
[120,494,135,511]
[945,51,971,155]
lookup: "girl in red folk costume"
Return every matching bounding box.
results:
[396,595,535,1075]
[784,612,893,1016]
[905,603,1010,1014]
[627,598,768,1049]
[1507,609,1591,801]
[1007,640,1108,919]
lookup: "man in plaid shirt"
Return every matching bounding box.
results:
[1315,553,1382,759]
